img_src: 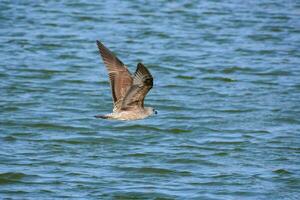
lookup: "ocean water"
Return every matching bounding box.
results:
[1,0,300,199]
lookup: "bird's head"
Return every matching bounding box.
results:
[146,107,157,116]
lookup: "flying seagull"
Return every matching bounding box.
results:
[95,40,156,120]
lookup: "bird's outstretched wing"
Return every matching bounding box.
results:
[121,63,153,110]
[96,41,133,109]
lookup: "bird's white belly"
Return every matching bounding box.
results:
[112,111,148,120]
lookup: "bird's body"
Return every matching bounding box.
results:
[95,40,156,120]
[96,107,154,120]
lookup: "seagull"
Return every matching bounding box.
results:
[94,40,156,120]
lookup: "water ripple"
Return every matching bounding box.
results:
[1,0,300,199]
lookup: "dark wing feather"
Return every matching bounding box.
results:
[96,40,133,105]
[121,63,153,110]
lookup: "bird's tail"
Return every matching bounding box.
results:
[94,115,110,119]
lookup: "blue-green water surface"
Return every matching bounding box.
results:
[1,1,300,199]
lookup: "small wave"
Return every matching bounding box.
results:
[212,152,229,156]
[0,172,27,184]
[176,75,195,80]
[110,191,176,200]
[207,140,245,145]
[28,123,90,131]
[273,117,299,124]
[76,16,99,22]
[190,181,231,186]
[113,124,162,132]
[0,72,7,78]
[50,137,121,145]
[273,169,292,175]
[221,66,255,74]
[168,128,191,134]
[254,70,292,76]
[213,108,257,113]
[58,54,82,60]
[1,106,19,112]
[115,166,191,176]
[1,136,17,142]
[125,153,149,157]
[41,43,63,49]
[167,158,199,164]
[163,84,188,89]
[203,77,236,82]
[251,80,278,85]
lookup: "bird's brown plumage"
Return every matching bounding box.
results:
[96,40,154,120]
[96,40,133,110]
[121,63,153,111]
